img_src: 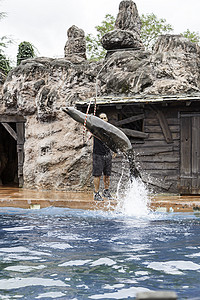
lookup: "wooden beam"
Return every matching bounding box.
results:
[156,109,173,143]
[16,123,25,144]
[115,114,145,126]
[1,122,17,141]
[136,145,174,156]
[120,127,149,139]
[0,115,25,122]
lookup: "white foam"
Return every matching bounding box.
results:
[89,286,150,299]
[103,284,125,290]
[5,265,46,273]
[147,260,200,275]
[0,277,66,289]
[186,252,200,258]
[90,258,116,267]
[3,255,41,261]
[0,247,30,253]
[122,279,137,284]
[57,234,81,241]
[116,178,151,217]
[117,267,126,273]
[36,292,66,298]
[0,296,24,299]
[40,242,72,249]
[59,259,91,267]
[0,246,50,256]
[77,284,89,289]
[3,226,34,231]
[135,271,149,276]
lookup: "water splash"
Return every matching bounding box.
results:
[116,177,151,217]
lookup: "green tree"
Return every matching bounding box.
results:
[17,41,36,65]
[181,29,200,44]
[140,13,173,49]
[86,13,174,59]
[86,13,200,60]
[0,10,7,51]
[0,4,13,51]
[86,14,115,60]
[0,52,11,75]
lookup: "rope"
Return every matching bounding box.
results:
[82,98,92,142]
[82,56,114,142]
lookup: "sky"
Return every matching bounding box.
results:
[1,0,200,63]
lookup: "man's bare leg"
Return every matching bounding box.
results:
[103,175,112,198]
[94,176,101,193]
[103,175,110,190]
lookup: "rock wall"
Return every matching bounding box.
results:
[1,0,200,191]
[1,56,102,191]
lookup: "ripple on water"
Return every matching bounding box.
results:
[0,187,200,299]
[0,277,66,289]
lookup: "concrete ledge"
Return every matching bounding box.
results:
[136,291,177,300]
[0,187,200,212]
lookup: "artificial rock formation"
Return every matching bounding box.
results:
[1,0,200,191]
[99,34,200,95]
[1,57,101,190]
[101,0,144,51]
[64,25,87,63]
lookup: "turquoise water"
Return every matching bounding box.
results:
[0,205,200,299]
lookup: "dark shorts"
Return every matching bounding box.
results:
[92,153,112,177]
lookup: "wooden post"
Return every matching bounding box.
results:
[16,123,25,188]
[156,110,173,144]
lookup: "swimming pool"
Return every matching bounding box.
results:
[0,181,200,299]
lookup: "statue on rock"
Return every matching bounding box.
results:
[64,25,87,63]
[101,0,144,52]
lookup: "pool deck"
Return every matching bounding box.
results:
[0,186,200,213]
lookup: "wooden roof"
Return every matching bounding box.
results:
[76,93,200,107]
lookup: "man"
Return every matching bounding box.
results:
[93,113,114,201]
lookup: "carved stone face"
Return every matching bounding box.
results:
[99,113,108,122]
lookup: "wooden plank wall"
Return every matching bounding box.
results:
[111,106,180,194]
[134,107,180,192]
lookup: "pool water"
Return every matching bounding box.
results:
[0,181,200,299]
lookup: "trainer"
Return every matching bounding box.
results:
[93,113,113,201]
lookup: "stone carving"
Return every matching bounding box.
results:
[64,25,87,62]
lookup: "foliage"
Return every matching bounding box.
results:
[0,4,12,74]
[86,14,115,60]
[86,13,174,59]
[17,41,36,65]
[140,13,173,50]
[0,7,12,53]
[181,29,200,44]
[0,52,11,75]
[0,11,6,21]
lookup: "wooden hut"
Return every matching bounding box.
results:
[76,93,200,195]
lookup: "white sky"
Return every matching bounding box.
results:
[1,0,200,63]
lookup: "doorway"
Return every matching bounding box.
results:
[0,123,18,185]
[179,113,200,194]
[0,116,25,187]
